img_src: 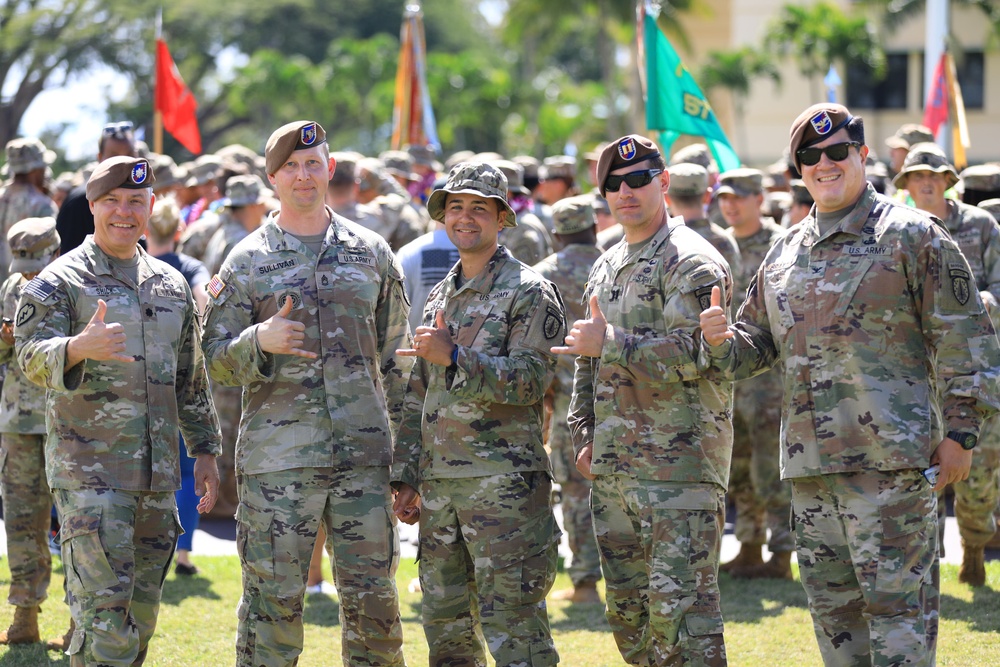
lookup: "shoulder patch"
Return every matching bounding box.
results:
[949,265,971,305]
[207,275,226,299]
[22,277,58,304]
[15,303,35,327]
[543,306,562,341]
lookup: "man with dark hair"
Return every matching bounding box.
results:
[700,102,1000,665]
[55,122,137,254]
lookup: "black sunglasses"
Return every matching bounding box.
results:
[796,141,861,167]
[605,168,663,192]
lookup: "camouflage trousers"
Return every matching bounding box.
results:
[729,394,792,553]
[945,417,1000,549]
[592,475,727,667]
[54,488,179,667]
[0,432,52,607]
[418,471,560,667]
[236,467,405,667]
[792,470,938,667]
[548,428,601,586]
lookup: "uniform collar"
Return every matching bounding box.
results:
[260,206,357,253]
[447,246,512,295]
[800,183,877,246]
[82,236,159,285]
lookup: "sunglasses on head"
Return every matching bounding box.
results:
[102,121,134,138]
[796,141,861,167]
[605,168,663,192]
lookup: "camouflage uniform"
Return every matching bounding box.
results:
[726,219,793,556]
[499,211,553,266]
[700,184,1000,666]
[569,214,734,666]
[685,217,742,280]
[0,274,51,609]
[202,210,411,667]
[533,243,603,589]
[0,184,56,284]
[937,199,1000,552]
[15,236,221,666]
[176,209,222,261]
[202,209,250,277]
[392,246,565,667]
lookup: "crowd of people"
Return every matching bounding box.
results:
[0,101,996,666]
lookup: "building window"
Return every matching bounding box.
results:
[919,51,985,110]
[846,53,908,109]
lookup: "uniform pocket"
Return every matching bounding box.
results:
[60,507,120,592]
[236,502,275,582]
[876,482,936,594]
[488,511,559,611]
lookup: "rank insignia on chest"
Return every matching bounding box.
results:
[949,266,971,305]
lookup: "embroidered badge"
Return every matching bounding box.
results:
[22,277,56,303]
[15,303,34,327]
[617,137,636,160]
[695,286,714,312]
[130,161,148,185]
[278,291,302,310]
[207,274,226,299]
[950,266,971,305]
[543,306,562,341]
[810,111,833,135]
[301,123,317,146]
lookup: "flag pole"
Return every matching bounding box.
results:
[153,8,163,154]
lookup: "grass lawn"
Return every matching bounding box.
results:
[0,557,996,666]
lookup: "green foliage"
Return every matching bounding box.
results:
[1,557,997,665]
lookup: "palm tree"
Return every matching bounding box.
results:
[764,2,886,103]
[699,47,781,156]
[862,0,1000,46]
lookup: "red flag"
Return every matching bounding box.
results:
[155,38,201,155]
[923,53,949,138]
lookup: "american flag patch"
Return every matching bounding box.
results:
[207,274,226,299]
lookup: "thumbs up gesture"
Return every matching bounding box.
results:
[66,299,135,368]
[551,294,612,358]
[699,286,734,347]
[397,309,456,366]
[257,295,318,359]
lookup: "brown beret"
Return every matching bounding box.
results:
[596,135,662,197]
[788,103,855,171]
[86,156,154,202]
[265,120,327,175]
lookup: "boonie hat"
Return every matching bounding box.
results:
[551,195,596,235]
[426,162,516,228]
[86,156,155,202]
[225,174,269,208]
[892,142,959,190]
[596,135,662,197]
[265,121,327,175]
[7,217,59,274]
[5,138,55,175]
[667,163,709,197]
[789,103,856,171]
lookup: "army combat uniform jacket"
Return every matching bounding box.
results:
[0,275,46,435]
[392,246,566,488]
[702,185,1000,479]
[202,209,412,475]
[15,237,221,491]
[569,213,734,488]
[941,199,1000,311]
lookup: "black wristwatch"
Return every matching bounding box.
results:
[947,430,978,450]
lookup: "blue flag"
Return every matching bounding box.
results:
[643,12,740,171]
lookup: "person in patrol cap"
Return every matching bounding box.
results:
[0,139,57,285]
[202,119,410,667]
[16,154,222,665]
[559,133,734,665]
[666,163,742,278]
[537,154,578,205]
[532,194,604,606]
[392,161,565,666]
[493,159,552,264]
[700,101,1000,665]
[0,216,61,647]
[960,163,1000,207]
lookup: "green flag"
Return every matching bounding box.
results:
[644,12,741,171]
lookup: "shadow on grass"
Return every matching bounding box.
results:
[718,574,810,624]
[548,600,612,632]
[941,587,1000,634]
[160,573,223,605]
[303,594,340,627]
[0,644,69,666]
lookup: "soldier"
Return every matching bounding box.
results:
[892,143,1000,587]
[666,163,742,276]
[0,139,58,284]
[713,168,792,579]
[532,195,604,606]
[395,210,459,335]
[884,123,934,178]
[0,217,61,646]
[960,163,1000,207]
[699,103,1000,666]
[202,174,270,277]
[536,155,579,208]
[15,156,222,666]
[494,159,553,265]
[785,179,813,228]
[201,121,410,667]
[354,157,429,251]
[391,162,565,667]
[555,135,734,665]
